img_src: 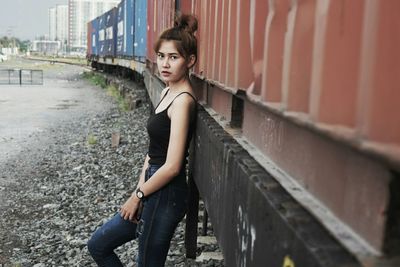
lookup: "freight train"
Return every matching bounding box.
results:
[87,1,400,266]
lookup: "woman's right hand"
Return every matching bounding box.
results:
[120,195,141,222]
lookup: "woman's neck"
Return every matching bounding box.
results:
[168,76,190,93]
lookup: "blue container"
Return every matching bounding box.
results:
[90,17,99,57]
[98,13,106,57]
[134,0,147,62]
[117,0,135,58]
[104,7,117,57]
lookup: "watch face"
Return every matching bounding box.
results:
[137,191,144,199]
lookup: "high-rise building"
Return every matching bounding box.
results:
[56,5,68,45]
[49,7,57,41]
[68,0,120,52]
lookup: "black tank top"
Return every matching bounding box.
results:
[146,89,197,167]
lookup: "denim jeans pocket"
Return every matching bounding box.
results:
[167,186,188,219]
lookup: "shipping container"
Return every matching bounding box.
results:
[117,0,134,58]
[89,17,100,57]
[98,13,106,56]
[134,0,147,62]
[103,7,117,57]
[177,0,400,258]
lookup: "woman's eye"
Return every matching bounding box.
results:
[170,56,177,60]
[157,53,164,59]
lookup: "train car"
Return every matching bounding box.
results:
[87,1,400,266]
[146,1,400,267]
[116,0,134,58]
[133,0,147,63]
[104,7,117,58]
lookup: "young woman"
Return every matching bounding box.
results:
[88,14,198,267]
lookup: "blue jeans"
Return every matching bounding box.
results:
[87,165,188,267]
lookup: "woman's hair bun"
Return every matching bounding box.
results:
[174,13,198,35]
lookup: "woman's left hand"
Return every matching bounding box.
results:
[120,195,141,222]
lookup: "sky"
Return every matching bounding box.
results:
[0,0,68,40]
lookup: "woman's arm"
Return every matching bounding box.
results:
[136,154,150,189]
[120,154,149,221]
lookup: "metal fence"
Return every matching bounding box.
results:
[0,69,43,85]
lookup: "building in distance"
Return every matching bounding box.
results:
[68,0,120,54]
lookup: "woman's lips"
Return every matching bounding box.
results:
[161,71,171,76]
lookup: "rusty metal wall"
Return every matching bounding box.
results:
[140,0,400,263]
[186,0,400,152]
[178,0,400,256]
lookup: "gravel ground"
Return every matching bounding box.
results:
[0,65,224,266]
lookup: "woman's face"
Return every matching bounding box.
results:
[156,40,188,84]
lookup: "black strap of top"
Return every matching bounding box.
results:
[164,91,197,111]
[154,88,170,110]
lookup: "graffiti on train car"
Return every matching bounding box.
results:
[283,255,295,267]
[237,205,256,267]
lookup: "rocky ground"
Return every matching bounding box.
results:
[0,60,224,266]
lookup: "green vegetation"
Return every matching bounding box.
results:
[106,84,129,112]
[82,72,129,112]
[87,134,98,145]
[82,71,107,88]
[0,36,30,52]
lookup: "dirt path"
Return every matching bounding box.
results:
[0,58,115,265]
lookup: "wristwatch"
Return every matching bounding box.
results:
[136,188,145,200]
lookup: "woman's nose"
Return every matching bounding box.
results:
[162,58,170,67]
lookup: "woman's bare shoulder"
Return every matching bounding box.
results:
[171,92,196,110]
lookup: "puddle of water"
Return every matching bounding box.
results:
[48,103,79,110]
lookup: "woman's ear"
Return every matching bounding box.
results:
[187,55,196,69]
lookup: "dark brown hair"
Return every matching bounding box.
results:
[154,13,198,64]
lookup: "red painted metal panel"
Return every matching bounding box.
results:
[212,1,222,81]
[261,0,289,103]
[316,0,364,126]
[225,0,238,88]
[358,0,400,145]
[193,0,201,75]
[207,1,216,80]
[87,22,93,56]
[198,1,209,76]
[248,0,269,96]
[286,0,316,113]
[218,0,229,84]
[180,0,192,14]
[235,0,253,90]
